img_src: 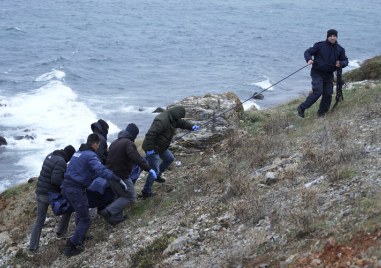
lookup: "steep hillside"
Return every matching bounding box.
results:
[1,69,381,267]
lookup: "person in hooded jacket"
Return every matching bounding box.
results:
[29,145,76,252]
[141,106,200,198]
[297,29,348,118]
[98,123,157,225]
[61,133,127,257]
[91,119,109,164]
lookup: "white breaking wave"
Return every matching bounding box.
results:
[35,69,66,82]
[121,105,162,114]
[0,79,119,188]
[348,59,361,69]
[242,100,261,111]
[249,77,274,91]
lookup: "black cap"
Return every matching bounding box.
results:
[63,145,76,161]
[327,29,338,38]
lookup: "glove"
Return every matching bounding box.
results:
[119,179,128,192]
[146,149,155,156]
[192,125,200,131]
[149,169,157,179]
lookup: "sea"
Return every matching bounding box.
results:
[0,0,380,192]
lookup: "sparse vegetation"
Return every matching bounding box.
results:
[130,235,174,268]
[343,55,381,81]
[1,56,381,267]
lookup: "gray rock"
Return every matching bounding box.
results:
[0,136,6,146]
[163,236,190,255]
[153,107,165,113]
[0,232,12,251]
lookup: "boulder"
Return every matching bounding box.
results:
[169,92,244,149]
[153,107,165,113]
[0,136,7,146]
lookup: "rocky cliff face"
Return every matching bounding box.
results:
[2,83,381,267]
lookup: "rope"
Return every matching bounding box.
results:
[176,63,310,140]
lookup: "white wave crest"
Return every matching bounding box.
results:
[249,77,274,91]
[348,59,361,69]
[35,70,66,82]
[242,100,261,111]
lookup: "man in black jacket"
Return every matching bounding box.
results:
[297,29,348,118]
[141,106,199,198]
[99,123,157,224]
[29,145,76,252]
[91,119,109,164]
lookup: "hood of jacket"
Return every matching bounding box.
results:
[117,130,135,141]
[52,149,70,162]
[168,106,186,123]
[91,122,107,138]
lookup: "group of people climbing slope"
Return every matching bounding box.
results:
[29,106,200,257]
[28,28,348,257]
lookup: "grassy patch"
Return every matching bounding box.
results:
[130,198,156,218]
[129,235,174,268]
[343,55,381,82]
[1,182,34,199]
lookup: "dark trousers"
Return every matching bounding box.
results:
[300,70,334,115]
[29,194,50,251]
[29,194,73,251]
[57,188,116,235]
[62,186,91,246]
[105,178,136,221]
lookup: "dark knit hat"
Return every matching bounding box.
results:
[63,145,76,161]
[126,123,139,140]
[97,119,109,133]
[327,29,338,38]
[87,133,100,145]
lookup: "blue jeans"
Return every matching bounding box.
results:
[62,186,91,246]
[142,149,174,194]
[300,70,334,114]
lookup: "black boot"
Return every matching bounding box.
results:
[297,106,305,118]
[140,191,157,199]
[109,215,128,226]
[99,209,116,225]
[156,175,166,183]
[64,239,83,257]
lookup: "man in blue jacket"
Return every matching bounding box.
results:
[297,29,348,118]
[61,133,127,257]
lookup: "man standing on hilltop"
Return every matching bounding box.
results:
[140,106,200,199]
[297,29,348,118]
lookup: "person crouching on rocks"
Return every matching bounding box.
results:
[99,123,157,225]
